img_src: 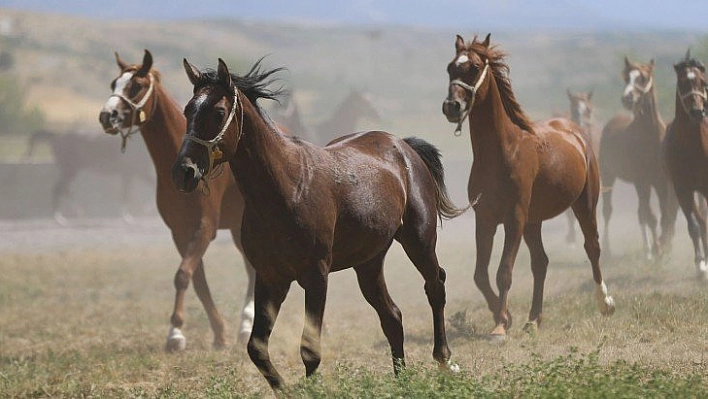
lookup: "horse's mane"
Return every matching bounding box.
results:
[674,57,705,72]
[467,36,535,134]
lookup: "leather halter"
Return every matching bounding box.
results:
[109,73,155,152]
[449,59,489,136]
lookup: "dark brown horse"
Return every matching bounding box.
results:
[172,58,462,390]
[663,50,708,281]
[442,34,615,339]
[564,90,600,244]
[98,50,255,351]
[599,57,676,260]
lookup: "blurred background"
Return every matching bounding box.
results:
[0,1,706,222]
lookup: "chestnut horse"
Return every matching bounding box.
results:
[663,50,708,281]
[172,58,462,390]
[98,50,255,351]
[442,34,615,339]
[599,57,676,259]
[564,90,600,244]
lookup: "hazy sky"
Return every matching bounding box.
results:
[3,0,707,32]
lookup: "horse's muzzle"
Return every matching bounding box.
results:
[98,110,120,135]
[171,160,202,193]
[442,99,463,123]
[690,108,706,122]
[621,94,635,111]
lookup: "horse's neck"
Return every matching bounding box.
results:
[138,85,186,178]
[468,80,522,165]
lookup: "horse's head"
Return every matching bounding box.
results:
[172,58,242,193]
[673,49,707,122]
[567,89,594,128]
[99,50,157,135]
[621,56,655,111]
[442,34,492,128]
[345,90,381,122]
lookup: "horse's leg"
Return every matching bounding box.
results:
[676,189,708,280]
[399,226,454,370]
[492,210,525,338]
[473,220,499,326]
[635,183,658,260]
[354,250,405,374]
[572,187,615,316]
[229,228,256,344]
[52,169,75,225]
[565,209,577,244]
[167,225,226,351]
[655,179,679,256]
[298,261,329,377]
[119,175,135,223]
[601,174,616,257]
[248,274,291,390]
[522,222,549,332]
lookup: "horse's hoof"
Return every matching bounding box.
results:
[440,359,461,373]
[486,333,507,343]
[522,321,538,335]
[213,339,227,350]
[166,327,186,352]
[697,261,708,282]
[600,296,616,316]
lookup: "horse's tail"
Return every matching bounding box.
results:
[403,136,468,220]
[25,129,53,158]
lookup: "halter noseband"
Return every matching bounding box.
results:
[183,89,242,182]
[109,73,156,152]
[450,59,489,136]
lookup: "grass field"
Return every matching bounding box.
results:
[1,211,707,397]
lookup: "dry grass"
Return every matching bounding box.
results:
[1,213,707,397]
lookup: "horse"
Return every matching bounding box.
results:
[98,50,256,351]
[599,56,677,260]
[271,91,309,138]
[312,89,381,144]
[441,34,615,340]
[25,129,154,224]
[172,58,463,390]
[564,90,600,244]
[663,50,708,281]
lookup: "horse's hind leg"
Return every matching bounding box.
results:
[601,174,616,257]
[572,190,615,316]
[354,250,405,374]
[565,209,577,244]
[676,189,708,280]
[248,274,290,390]
[298,260,329,377]
[230,228,255,344]
[398,227,453,370]
[522,222,549,332]
[635,183,659,260]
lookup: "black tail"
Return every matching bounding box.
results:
[403,136,467,220]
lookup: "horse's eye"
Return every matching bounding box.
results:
[216,109,226,119]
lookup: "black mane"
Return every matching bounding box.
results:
[195,57,288,106]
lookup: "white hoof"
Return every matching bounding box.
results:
[166,327,186,352]
[595,281,615,316]
[697,261,708,282]
[440,359,461,373]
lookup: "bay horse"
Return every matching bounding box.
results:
[564,90,599,244]
[599,56,676,260]
[172,58,463,390]
[663,50,708,281]
[25,129,154,224]
[442,34,615,340]
[98,50,256,351]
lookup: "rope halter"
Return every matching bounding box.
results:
[450,59,489,136]
[109,73,155,152]
[678,86,708,117]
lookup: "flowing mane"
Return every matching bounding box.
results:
[467,37,535,134]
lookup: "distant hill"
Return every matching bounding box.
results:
[0,8,706,155]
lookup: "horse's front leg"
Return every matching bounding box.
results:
[248,274,291,391]
[473,219,499,322]
[491,208,525,339]
[298,264,329,377]
[167,223,224,351]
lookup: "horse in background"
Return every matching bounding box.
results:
[663,50,708,281]
[312,89,381,144]
[25,129,154,224]
[173,57,463,390]
[98,50,256,351]
[442,34,614,340]
[564,90,600,244]
[270,91,310,138]
[599,57,677,260]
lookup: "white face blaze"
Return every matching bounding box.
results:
[455,54,469,66]
[687,71,696,80]
[624,69,641,96]
[102,71,134,112]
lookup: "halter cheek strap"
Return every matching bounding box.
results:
[678,87,708,116]
[450,59,489,136]
[109,73,156,152]
[184,91,242,180]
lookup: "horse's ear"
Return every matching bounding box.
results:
[136,49,152,77]
[648,58,655,70]
[566,89,573,99]
[686,48,692,61]
[587,90,593,101]
[217,58,233,89]
[624,56,631,68]
[115,52,129,71]
[481,33,491,48]
[183,58,201,87]
[455,35,465,53]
